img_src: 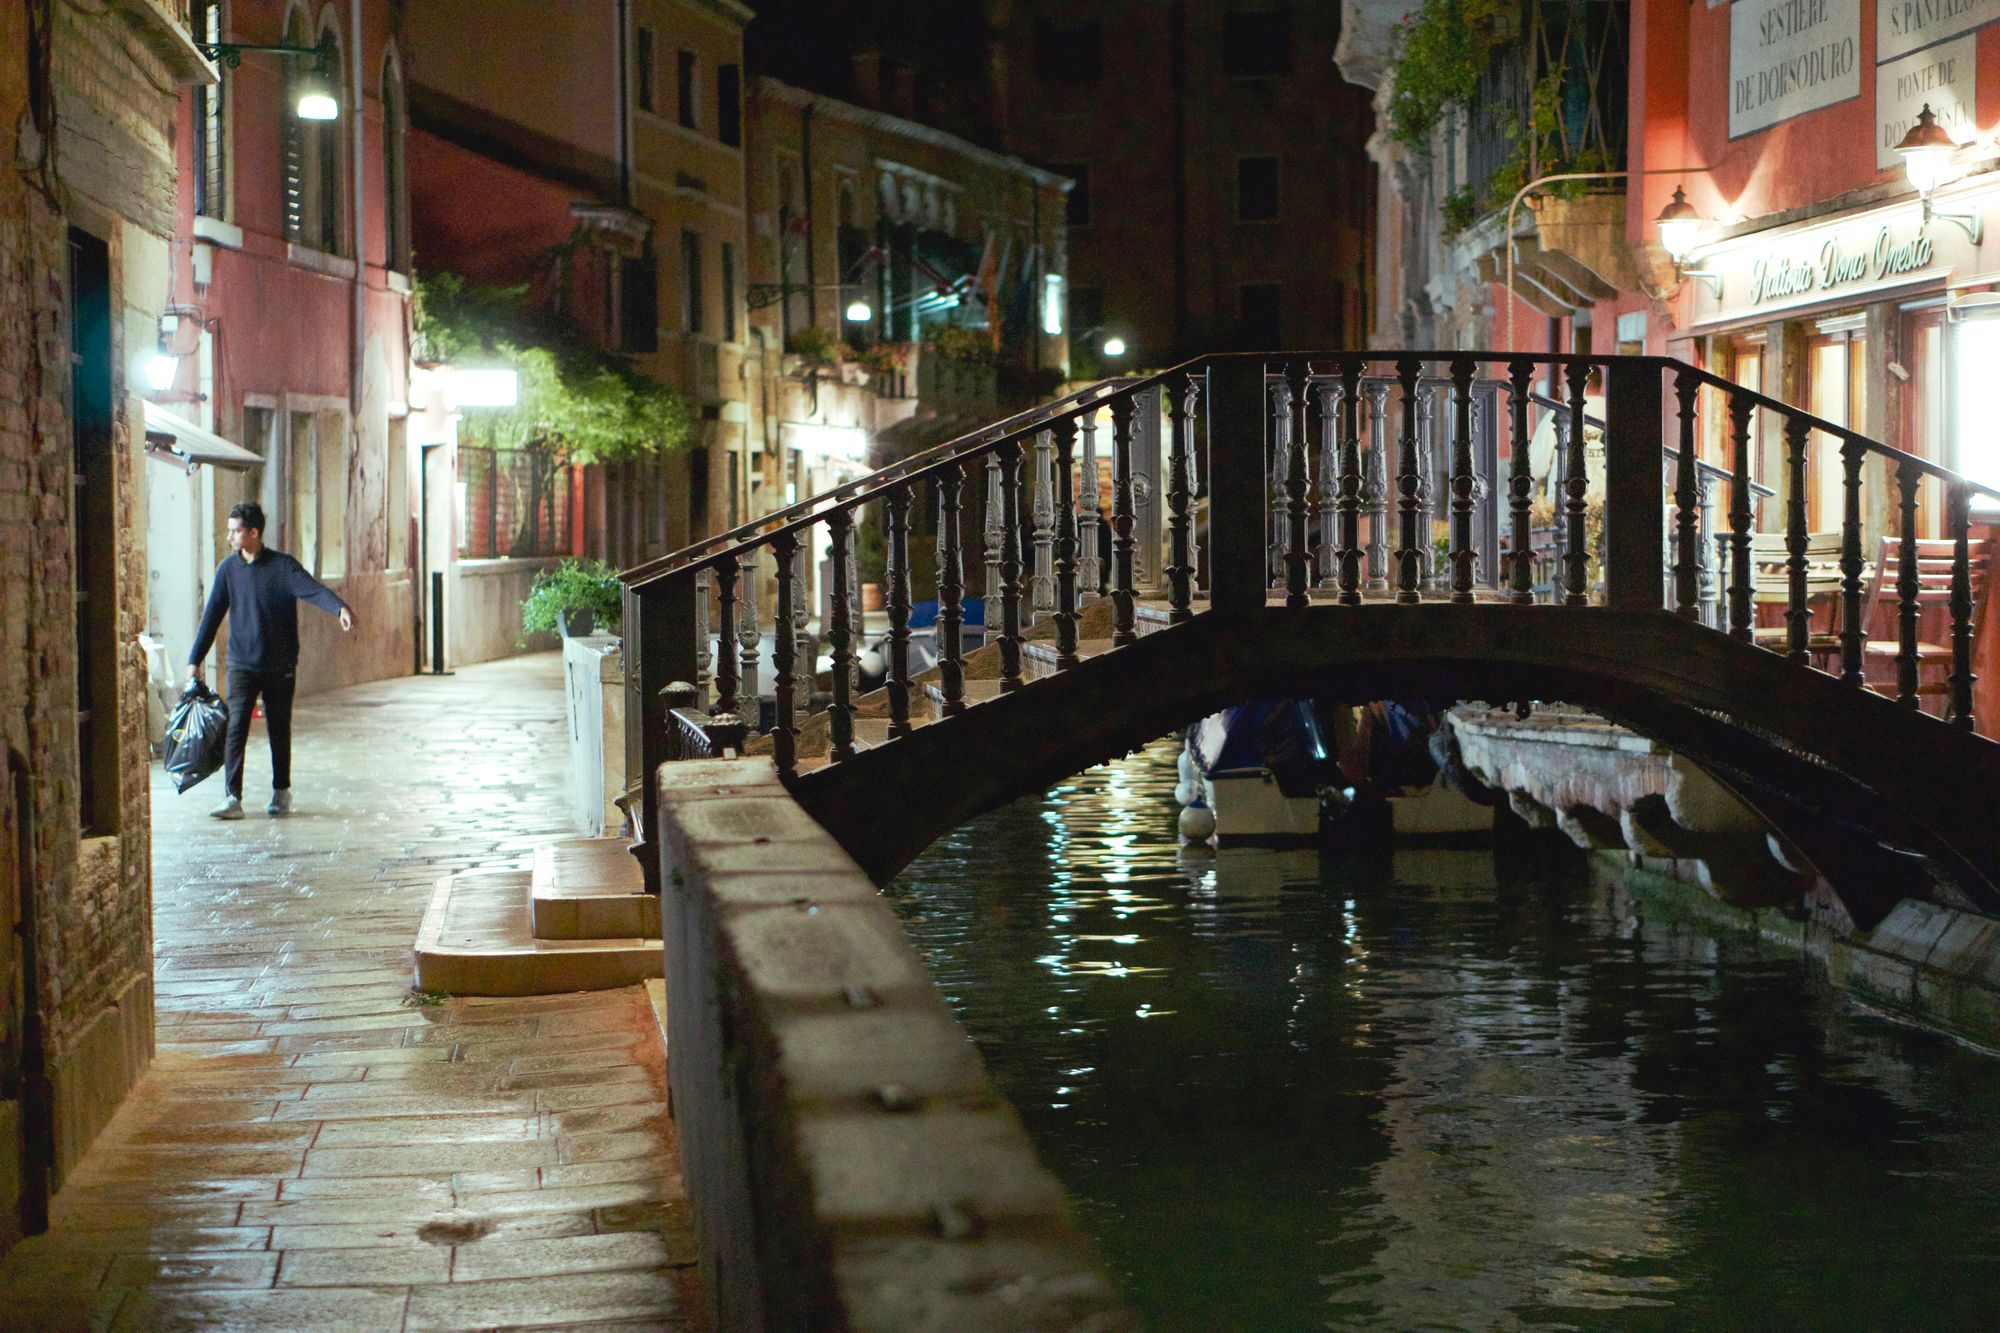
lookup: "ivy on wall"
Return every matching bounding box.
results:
[414,270,690,464]
[1387,0,1513,151]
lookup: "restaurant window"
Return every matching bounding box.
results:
[1902,304,1946,536]
[1806,317,1866,531]
[1951,306,2000,512]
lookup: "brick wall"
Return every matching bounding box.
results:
[1,0,187,1253]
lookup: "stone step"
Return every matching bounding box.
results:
[530,837,657,941]
[415,870,661,997]
[921,677,1006,718]
[1021,638,1114,679]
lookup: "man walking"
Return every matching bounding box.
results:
[187,501,354,819]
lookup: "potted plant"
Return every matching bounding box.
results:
[522,558,624,640]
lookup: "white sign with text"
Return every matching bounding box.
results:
[1877,0,2000,63]
[1876,35,1977,168]
[1730,0,1863,137]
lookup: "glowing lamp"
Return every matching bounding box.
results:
[844,299,872,323]
[1653,186,1706,263]
[1896,104,1959,196]
[1101,335,1127,358]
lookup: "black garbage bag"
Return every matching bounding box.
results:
[164,681,228,794]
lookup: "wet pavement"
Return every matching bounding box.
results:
[0,654,698,1331]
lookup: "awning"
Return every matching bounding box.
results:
[143,401,262,471]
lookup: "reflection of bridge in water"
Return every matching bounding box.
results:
[624,350,2000,927]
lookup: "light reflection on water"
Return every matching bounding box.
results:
[887,739,2000,1331]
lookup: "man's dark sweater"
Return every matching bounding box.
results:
[188,549,348,673]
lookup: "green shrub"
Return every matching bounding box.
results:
[522,558,624,636]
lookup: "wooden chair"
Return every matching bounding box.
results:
[1748,531,1848,649]
[1859,536,1991,716]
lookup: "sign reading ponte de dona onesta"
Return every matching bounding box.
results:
[1730,0,1862,137]
[1688,195,1986,326]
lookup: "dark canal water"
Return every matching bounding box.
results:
[886,739,2000,1331]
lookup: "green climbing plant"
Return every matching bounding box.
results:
[1387,0,1514,151]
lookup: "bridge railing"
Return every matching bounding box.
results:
[618,351,2000,888]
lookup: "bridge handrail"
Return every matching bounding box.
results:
[620,373,1153,589]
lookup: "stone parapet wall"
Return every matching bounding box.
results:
[653,758,1134,1331]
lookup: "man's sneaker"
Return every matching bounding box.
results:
[267,790,293,816]
[210,796,244,820]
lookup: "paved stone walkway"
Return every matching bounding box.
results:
[0,654,698,1330]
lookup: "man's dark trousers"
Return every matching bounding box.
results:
[222,667,296,800]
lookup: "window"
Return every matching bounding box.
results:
[620,253,658,353]
[287,411,317,571]
[1902,307,1946,535]
[381,56,411,272]
[1054,163,1090,226]
[636,26,656,113]
[721,242,737,342]
[718,64,741,146]
[1241,283,1282,348]
[1035,18,1103,83]
[68,228,118,835]
[457,447,580,558]
[1043,273,1064,336]
[678,49,697,130]
[1223,10,1292,77]
[192,0,227,218]
[284,11,345,254]
[1238,156,1279,222]
[387,417,409,570]
[681,229,704,334]
[317,408,347,579]
[1806,320,1866,530]
[1072,285,1104,336]
[689,446,710,534]
[1952,313,2000,504]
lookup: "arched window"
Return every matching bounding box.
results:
[283,5,346,254]
[381,49,410,272]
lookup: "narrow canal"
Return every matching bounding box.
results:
[887,739,2000,1331]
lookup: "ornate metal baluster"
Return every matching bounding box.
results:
[1166,375,1194,623]
[1283,362,1311,607]
[846,529,863,703]
[1110,397,1139,642]
[1782,414,1811,662]
[1950,481,1976,729]
[1053,416,1080,669]
[937,464,967,714]
[1698,473,1721,627]
[1549,415,1569,600]
[885,486,914,737]
[1448,356,1476,603]
[1365,382,1390,590]
[694,568,712,707]
[1336,358,1364,604]
[1417,384,1439,588]
[711,555,740,717]
[1507,359,1535,605]
[1078,409,1102,594]
[770,533,798,775]
[1728,394,1755,640]
[736,564,760,718]
[1030,429,1055,623]
[1839,438,1866,685]
[1185,375,1205,597]
[1395,358,1423,603]
[998,442,1026,687]
[1267,377,1289,589]
[1562,361,1590,607]
[1896,459,1921,706]
[1316,378,1340,588]
[827,512,855,761]
[982,455,1003,645]
[1673,369,1701,618]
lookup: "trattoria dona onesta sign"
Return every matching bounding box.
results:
[1689,193,1988,326]
[1748,226,1935,303]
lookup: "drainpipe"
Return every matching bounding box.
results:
[11,748,49,1237]
[802,102,817,327]
[349,0,366,423]
[616,0,632,204]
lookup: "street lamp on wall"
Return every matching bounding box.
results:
[1896,103,1983,242]
[1654,186,1723,298]
[197,33,339,121]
